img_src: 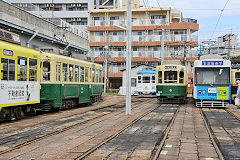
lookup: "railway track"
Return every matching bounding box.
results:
[0,96,125,135]
[0,99,147,155]
[80,104,179,160]
[201,107,240,160]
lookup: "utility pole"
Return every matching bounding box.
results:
[52,0,54,18]
[104,31,109,93]
[126,0,132,115]
[228,33,231,56]
[161,29,165,65]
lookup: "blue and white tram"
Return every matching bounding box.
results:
[193,58,231,107]
[136,70,156,94]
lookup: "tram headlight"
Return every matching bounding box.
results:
[169,89,172,92]
[219,91,222,95]
[198,90,202,94]
[202,91,206,95]
[223,91,226,94]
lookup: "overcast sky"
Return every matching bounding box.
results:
[140,0,240,42]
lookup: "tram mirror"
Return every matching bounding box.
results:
[219,69,223,75]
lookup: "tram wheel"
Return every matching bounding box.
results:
[15,107,24,120]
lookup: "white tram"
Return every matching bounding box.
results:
[136,70,156,95]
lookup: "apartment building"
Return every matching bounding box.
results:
[88,4,199,89]
[7,0,120,31]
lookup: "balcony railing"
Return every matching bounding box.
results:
[150,19,166,25]
[110,36,126,42]
[132,36,146,42]
[89,18,167,27]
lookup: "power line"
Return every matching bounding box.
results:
[211,0,231,39]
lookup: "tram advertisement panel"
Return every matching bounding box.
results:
[0,81,39,105]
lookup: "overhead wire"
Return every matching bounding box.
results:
[210,0,231,39]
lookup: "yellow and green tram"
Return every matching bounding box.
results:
[0,40,103,120]
[156,65,188,103]
[37,52,103,111]
[0,41,41,120]
[231,67,240,103]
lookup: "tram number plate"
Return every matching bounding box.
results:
[208,88,216,93]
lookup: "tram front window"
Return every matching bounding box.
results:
[196,68,230,85]
[164,71,177,83]
[143,76,150,83]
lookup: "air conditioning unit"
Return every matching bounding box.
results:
[71,4,76,7]
[76,4,82,7]
[76,18,82,21]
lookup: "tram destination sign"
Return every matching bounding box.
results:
[165,66,177,69]
[202,61,223,66]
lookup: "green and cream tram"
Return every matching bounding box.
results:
[156,65,188,103]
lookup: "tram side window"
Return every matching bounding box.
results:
[138,76,141,83]
[92,68,95,83]
[62,63,68,82]
[69,64,73,82]
[29,59,37,81]
[152,75,155,83]
[96,69,98,83]
[99,70,102,83]
[179,71,184,84]
[42,61,51,81]
[235,72,240,82]
[56,63,61,82]
[80,67,84,82]
[75,65,79,82]
[85,68,89,82]
[17,57,27,81]
[164,71,177,83]
[1,58,15,80]
[158,71,162,83]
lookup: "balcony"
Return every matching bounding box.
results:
[132,51,147,57]
[150,19,166,25]
[89,18,167,27]
[91,20,105,26]
[110,51,125,57]
[132,36,146,42]
[110,36,126,42]
[149,35,162,42]
[110,20,125,26]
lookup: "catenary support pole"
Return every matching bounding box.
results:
[126,0,132,114]
[161,29,165,65]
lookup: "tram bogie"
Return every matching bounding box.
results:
[156,65,188,104]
